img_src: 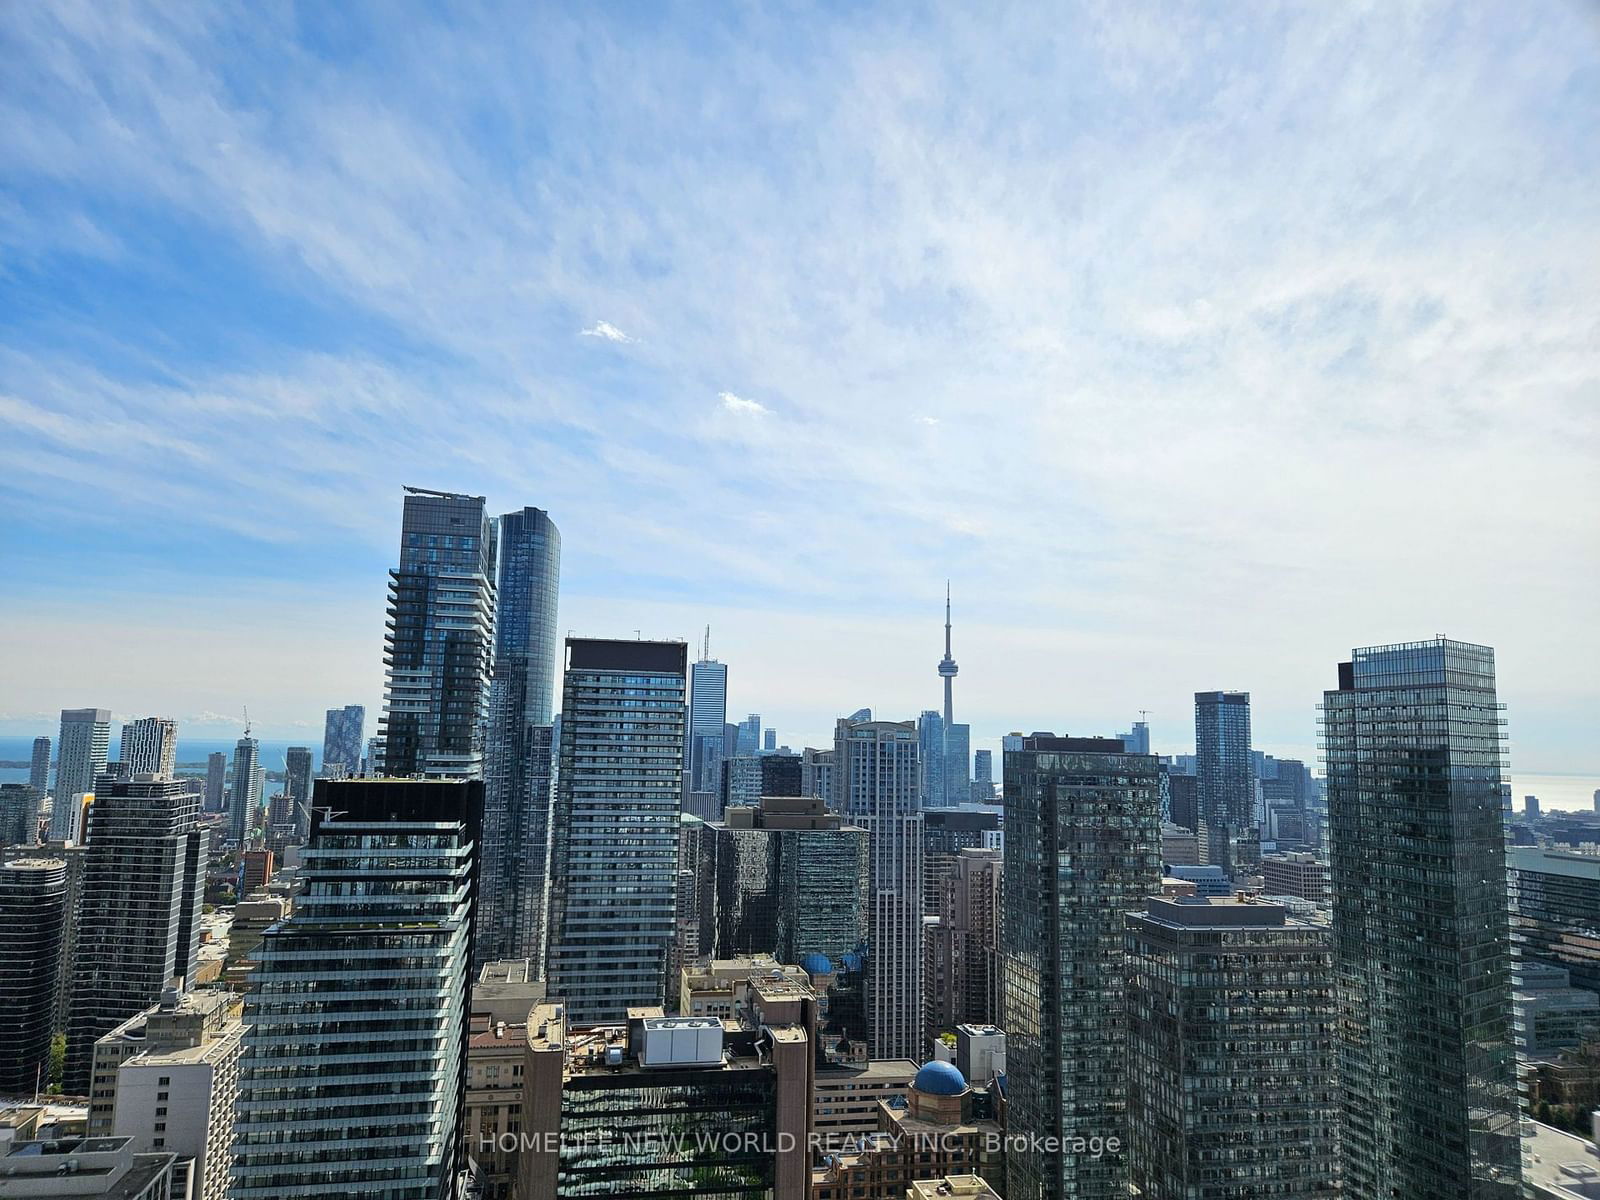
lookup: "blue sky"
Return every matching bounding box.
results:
[2,2,1597,770]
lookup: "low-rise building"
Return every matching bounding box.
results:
[1258,852,1329,905]
[464,1014,525,1200]
[473,958,545,1025]
[1515,962,1600,1058]
[0,1135,177,1198]
[906,1174,1003,1200]
[813,1059,919,1143]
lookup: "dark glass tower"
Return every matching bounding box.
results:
[479,506,561,970]
[62,777,206,1093]
[1195,690,1257,873]
[320,704,365,776]
[1002,735,1161,1200]
[546,639,688,1024]
[379,487,497,779]
[0,858,68,1095]
[1323,638,1522,1198]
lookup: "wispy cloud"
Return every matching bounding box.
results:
[580,320,633,343]
[718,391,770,417]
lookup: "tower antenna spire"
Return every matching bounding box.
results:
[243,705,251,738]
[703,624,711,661]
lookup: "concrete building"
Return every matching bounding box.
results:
[230,778,482,1199]
[906,1176,1003,1200]
[835,718,923,1061]
[924,849,1001,1047]
[472,958,546,1026]
[813,1058,919,1142]
[378,487,498,779]
[1324,638,1522,1197]
[63,778,206,1095]
[922,809,1001,918]
[1163,863,1231,898]
[463,1012,526,1200]
[0,859,69,1096]
[0,1136,176,1198]
[519,996,815,1200]
[52,709,110,840]
[120,719,178,779]
[1002,735,1161,1200]
[1259,851,1330,905]
[1159,822,1199,867]
[1125,896,1337,1199]
[546,639,688,1024]
[1513,962,1600,1058]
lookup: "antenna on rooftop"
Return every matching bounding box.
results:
[703,624,711,660]
[243,706,251,738]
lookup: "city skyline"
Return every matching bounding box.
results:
[2,4,1596,776]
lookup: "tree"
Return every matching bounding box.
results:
[48,1033,66,1090]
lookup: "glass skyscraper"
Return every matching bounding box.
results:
[545,639,688,1024]
[121,716,178,777]
[1002,735,1161,1200]
[1194,690,1257,873]
[52,707,109,837]
[0,857,69,1096]
[378,487,498,779]
[29,735,50,797]
[479,505,560,970]
[1323,638,1522,1198]
[228,735,260,846]
[687,655,729,793]
[231,778,481,1199]
[320,704,365,776]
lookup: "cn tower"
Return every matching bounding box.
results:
[938,582,958,729]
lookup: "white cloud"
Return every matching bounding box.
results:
[580,320,633,343]
[719,391,770,416]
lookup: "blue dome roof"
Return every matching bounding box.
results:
[800,953,834,976]
[912,1060,967,1096]
[840,952,863,973]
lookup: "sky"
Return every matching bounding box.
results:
[1,2,1597,771]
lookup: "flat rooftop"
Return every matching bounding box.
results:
[1524,1119,1600,1198]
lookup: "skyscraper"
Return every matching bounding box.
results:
[53,707,110,837]
[1118,720,1151,755]
[546,639,688,1023]
[63,777,206,1094]
[320,704,365,776]
[480,506,561,969]
[736,713,762,756]
[29,735,51,797]
[204,751,226,813]
[1324,638,1522,1197]
[227,735,260,846]
[0,857,68,1096]
[1125,896,1338,1198]
[918,710,946,809]
[1002,735,1162,1200]
[378,487,498,779]
[687,648,729,794]
[0,783,43,847]
[924,846,1003,1046]
[121,717,178,777]
[283,745,313,841]
[1194,691,1256,873]
[231,778,481,1199]
[835,716,923,1060]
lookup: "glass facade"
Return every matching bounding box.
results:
[1323,637,1522,1198]
[0,858,68,1095]
[480,506,561,970]
[710,819,869,963]
[230,779,481,1200]
[1195,691,1256,873]
[379,489,498,779]
[687,659,729,793]
[546,640,688,1024]
[321,704,365,776]
[1001,737,1161,1200]
[1509,847,1600,994]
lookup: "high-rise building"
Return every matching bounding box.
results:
[63,777,206,1094]
[546,639,688,1024]
[227,735,259,846]
[835,716,923,1060]
[922,808,1001,917]
[1525,794,1541,821]
[736,713,763,756]
[1117,720,1151,755]
[480,506,561,969]
[320,704,365,776]
[230,778,482,1199]
[378,487,498,779]
[918,711,946,809]
[1509,846,1600,996]
[29,735,51,797]
[764,728,778,752]
[970,748,995,803]
[121,717,178,777]
[710,795,869,963]
[1125,896,1338,1199]
[0,782,43,847]
[1324,637,1522,1197]
[802,747,835,804]
[687,644,729,794]
[924,847,1002,1046]
[0,858,69,1095]
[52,708,110,838]
[1165,766,1198,832]
[282,745,312,824]
[203,752,226,813]
[1194,691,1256,873]
[1002,734,1161,1200]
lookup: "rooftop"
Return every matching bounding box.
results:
[1523,1119,1600,1198]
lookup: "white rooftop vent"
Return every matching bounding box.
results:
[639,1017,724,1067]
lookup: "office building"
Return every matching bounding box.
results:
[320,704,365,776]
[519,994,814,1200]
[736,713,763,756]
[464,1011,527,1200]
[1126,896,1338,1199]
[282,746,312,827]
[88,989,243,1200]
[1002,734,1161,1200]
[711,795,869,963]
[1165,767,1197,832]
[0,859,69,1096]
[722,751,803,810]
[687,639,730,794]
[1259,851,1330,905]
[919,711,946,811]
[231,777,482,1199]
[203,752,225,813]
[546,639,688,1024]
[1118,720,1151,756]
[1159,822,1199,866]
[29,736,50,797]
[480,505,561,969]
[120,718,178,778]
[1512,962,1600,1057]
[378,487,498,778]
[1509,847,1600,996]
[1195,691,1256,873]
[1,783,42,847]
[925,848,1002,1046]
[63,778,206,1094]
[835,717,923,1060]
[52,708,110,839]
[0,1136,176,1198]
[812,1058,918,1141]
[1324,637,1522,1197]
[226,735,259,846]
